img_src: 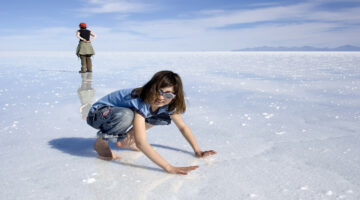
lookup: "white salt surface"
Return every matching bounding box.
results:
[0,51,360,199]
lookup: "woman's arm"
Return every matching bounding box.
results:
[76,31,87,42]
[171,113,217,157]
[90,32,96,41]
[133,112,198,175]
[171,113,201,153]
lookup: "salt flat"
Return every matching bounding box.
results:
[0,51,359,200]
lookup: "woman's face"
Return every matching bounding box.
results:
[153,86,175,107]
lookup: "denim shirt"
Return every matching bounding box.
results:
[90,88,174,118]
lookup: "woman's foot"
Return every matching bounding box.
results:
[94,137,121,160]
[98,151,121,161]
[116,141,140,151]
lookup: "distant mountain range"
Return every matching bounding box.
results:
[234,45,360,51]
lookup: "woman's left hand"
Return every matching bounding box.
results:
[195,150,217,158]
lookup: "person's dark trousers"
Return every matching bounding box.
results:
[80,55,92,72]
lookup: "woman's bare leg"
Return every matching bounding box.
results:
[116,123,153,151]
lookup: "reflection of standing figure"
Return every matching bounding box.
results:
[76,22,96,73]
[78,73,95,120]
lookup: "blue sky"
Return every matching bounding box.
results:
[1,0,360,51]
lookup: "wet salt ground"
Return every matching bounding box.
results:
[0,52,360,199]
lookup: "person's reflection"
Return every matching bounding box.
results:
[78,72,95,120]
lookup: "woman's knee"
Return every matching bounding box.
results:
[111,107,134,125]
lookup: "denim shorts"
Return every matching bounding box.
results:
[87,106,171,142]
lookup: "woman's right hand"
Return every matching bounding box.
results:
[165,165,199,175]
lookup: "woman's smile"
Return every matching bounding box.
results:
[154,99,165,104]
[154,97,170,105]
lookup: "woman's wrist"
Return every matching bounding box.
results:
[195,150,202,157]
[164,164,173,172]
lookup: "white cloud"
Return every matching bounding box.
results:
[197,9,225,16]
[80,0,154,14]
[104,0,360,49]
[2,0,360,51]
[304,7,360,22]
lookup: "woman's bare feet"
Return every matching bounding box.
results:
[94,137,121,160]
[98,151,121,161]
[116,141,140,151]
[115,129,140,151]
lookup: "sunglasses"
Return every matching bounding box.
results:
[159,90,176,99]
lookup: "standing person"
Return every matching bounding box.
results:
[87,70,216,175]
[76,22,96,73]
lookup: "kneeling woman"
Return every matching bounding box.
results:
[87,70,216,175]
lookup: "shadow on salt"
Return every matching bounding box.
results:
[48,137,194,173]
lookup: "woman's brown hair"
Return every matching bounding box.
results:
[131,70,186,113]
